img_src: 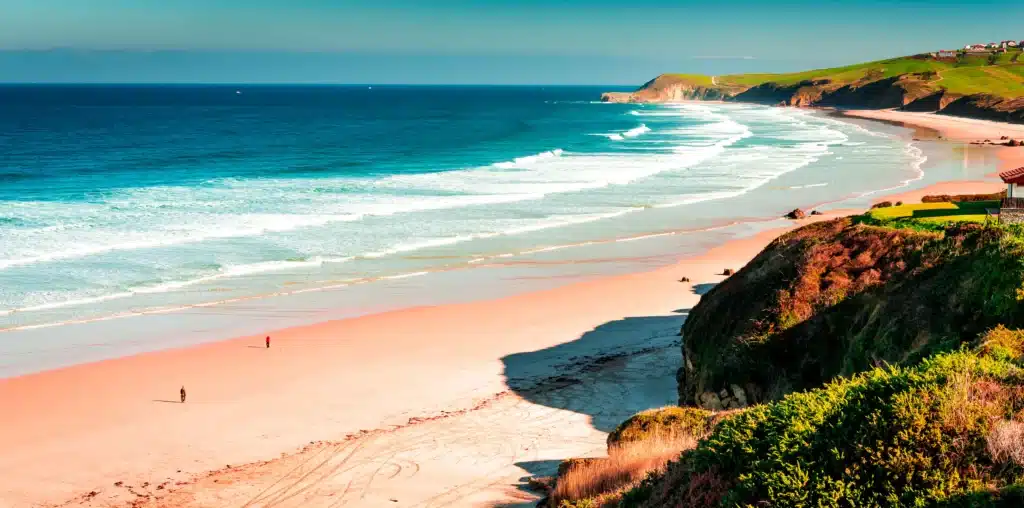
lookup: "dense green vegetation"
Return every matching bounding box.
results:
[680,217,1024,407]
[549,202,1024,507]
[606,407,711,447]
[621,347,1024,507]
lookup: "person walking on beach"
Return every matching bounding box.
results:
[180,385,186,403]
[266,336,271,349]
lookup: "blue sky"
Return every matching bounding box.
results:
[0,0,1020,84]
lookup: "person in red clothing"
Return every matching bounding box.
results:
[266,336,270,349]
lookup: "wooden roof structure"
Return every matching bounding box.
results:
[999,167,1024,185]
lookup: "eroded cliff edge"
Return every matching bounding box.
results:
[603,72,1024,124]
[677,218,1024,409]
[600,74,738,103]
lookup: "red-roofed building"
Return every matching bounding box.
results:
[1000,166,1024,186]
[999,167,1024,222]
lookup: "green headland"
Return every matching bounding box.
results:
[602,48,1024,123]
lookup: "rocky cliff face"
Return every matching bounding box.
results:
[729,75,938,109]
[940,95,1024,123]
[603,73,1024,124]
[600,74,732,103]
[728,79,834,106]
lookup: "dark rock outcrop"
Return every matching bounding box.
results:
[731,81,809,105]
[901,91,947,112]
[599,92,633,103]
[939,95,1024,124]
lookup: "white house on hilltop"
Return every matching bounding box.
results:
[953,41,1020,55]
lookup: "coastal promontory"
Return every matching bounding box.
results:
[604,51,1024,123]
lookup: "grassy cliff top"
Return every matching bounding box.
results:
[657,73,715,87]
[665,53,1024,99]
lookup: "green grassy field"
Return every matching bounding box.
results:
[864,201,998,228]
[659,73,715,87]
[706,52,1024,98]
[717,58,953,87]
[940,65,1024,96]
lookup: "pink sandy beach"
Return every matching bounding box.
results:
[1,111,1021,507]
[842,109,1024,174]
[0,225,824,508]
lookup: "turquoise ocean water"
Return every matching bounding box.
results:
[1,85,981,375]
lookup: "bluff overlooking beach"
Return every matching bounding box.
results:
[603,52,1024,123]
[541,108,1024,506]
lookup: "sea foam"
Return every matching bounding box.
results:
[0,100,923,331]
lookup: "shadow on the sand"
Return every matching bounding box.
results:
[152,399,183,404]
[493,459,563,507]
[515,459,562,477]
[497,313,690,504]
[493,499,543,508]
[500,312,688,435]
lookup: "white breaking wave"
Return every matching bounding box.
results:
[10,291,138,315]
[1,256,356,315]
[594,123,651,141]
[1,101,918,328]
[623,124,651,138]
[364,208,639,259]
[135,256,354,293]
[492,149,564,169]
[629,109,685,117]
[0,213,363,271]
[854,142,928,198]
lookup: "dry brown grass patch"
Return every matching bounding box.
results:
[551,434,697,506]
[987,419,1024,468]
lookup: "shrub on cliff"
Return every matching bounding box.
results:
[976,325,1024,362]
[679,218,1024,407]
[552,433,698,508]
[623,348,1024,507]
[922,191,1005,203]
[549,408,712,507]
[607,407,711,448]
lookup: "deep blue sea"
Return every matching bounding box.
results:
[0,84,937,363]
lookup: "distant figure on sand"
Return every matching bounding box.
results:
[266,336,270,349]
[180,386,186,403]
